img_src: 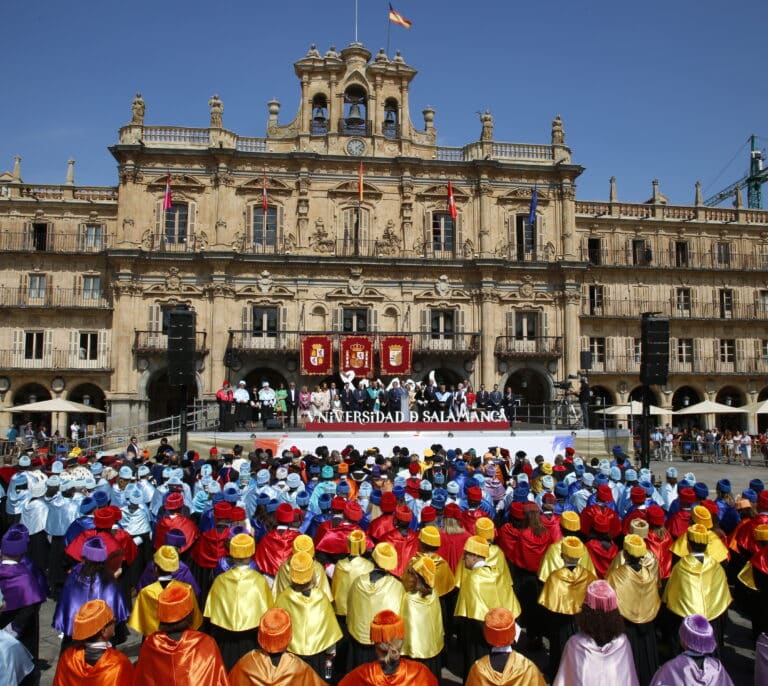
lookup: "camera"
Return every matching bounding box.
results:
[554,381,571,390]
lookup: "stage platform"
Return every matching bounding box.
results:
[180,425,632,461]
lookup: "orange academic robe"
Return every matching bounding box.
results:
[338,658,438,686]
[133,629,229,686]
[229,650,325,686]
[53,646,133,686]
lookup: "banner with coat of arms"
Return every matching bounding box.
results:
[300,335,333,375]
[380,335,412,376]
[340,335,374,378]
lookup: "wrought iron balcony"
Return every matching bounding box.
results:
[337,118,372,137]
[133,330,208,353]
[581,299,768,321]
[0,287,112,309]
[580,246,768,271]
[0,231,111,253]
[494,336,563,359]
[0,349,111,370]
[587,353,761,375]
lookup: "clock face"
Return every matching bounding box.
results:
[346,138,366,156]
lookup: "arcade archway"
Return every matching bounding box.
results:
[147,371,198,425]
[11,383,52,434]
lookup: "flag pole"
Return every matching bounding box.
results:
[386,13,392,56]
[354,0,358,42]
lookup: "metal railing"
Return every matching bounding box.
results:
[494,336,562,357]
[581,247,768,271]
[0,231,112,253]
[581,298,768,320]
[587,353,763,375]
[0,287,112,309]
[337,118,372,137]
[133,330,208,353]
[0,348,111,370]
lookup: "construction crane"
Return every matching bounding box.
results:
[704,135,768,209]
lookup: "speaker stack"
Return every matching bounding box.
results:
[167,306,196,386]
[640,315,669,386]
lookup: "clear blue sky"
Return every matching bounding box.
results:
[2,0,766,205]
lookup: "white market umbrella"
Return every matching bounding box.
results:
[10,398,105,414]
[674,399,747,415]
[595,400,667,416]
[740,399,768,415]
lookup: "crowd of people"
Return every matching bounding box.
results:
[0,439,765,685]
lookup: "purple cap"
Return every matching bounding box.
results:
[1,530,28,557]
[165,528,187,549]
[679,614,717,654]
[82,536,108,563]
[92,490,110,508]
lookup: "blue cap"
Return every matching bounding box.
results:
[296,490,310,507]
[336,481,351,495]
[693,482,709,499]
[266,498,280,513]
[90,463,103,476]
[554,482,569,497]
[394,476,406,488]
[433,471,446,485]
[666,467,678,478]
[255,493,270,508]
[612,445,623,455]
[223,483,239,502]
[610,467,621,481]
[749,479,765,493]
[446,481,459,495]
[79,496,97,515]
[513,487,528,502]
[743,488,758,503]
[624,469,637,482]
[393,485,405,500]
[431,492,446,509]
[717,479,731,494]
[309,464,320,476]
[286,473,302,490]
[321,465,334,480]
[464,477,479,490]
[370,489,382,506]
[678,479,691,489]
[446,450,456,461]
[594,474,609,486]
[256,469,270,486]
[318,493,333,511]
[420,480,433,492]
[640,480,654,496]
[57,444,68,453]
[358,482,372,499]
[93,491,110,508]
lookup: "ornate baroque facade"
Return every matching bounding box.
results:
[1,42,767,432]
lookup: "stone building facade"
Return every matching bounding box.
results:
[1,42,766,434]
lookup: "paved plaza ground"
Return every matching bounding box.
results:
[34,455,766,685]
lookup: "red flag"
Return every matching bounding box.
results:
[163,175,172,211]
[358,161,364,203]
[447,180,457,220]
[262,173,268,215]
[388,4,412,29]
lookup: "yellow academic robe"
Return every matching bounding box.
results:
[408,552,455,597]
[128,580,202,636]
[204,565,273,631]
[400,590,444,659]
[229,650,325,686]
[669,531,730,563]
[662,554,732,620]
[606,549,659,579]
[606,562,661,624]
[466,653,547,686]
[274,587,343,656]
[537,540,596,583]
[332,556,374,616]
[538,565,597,615]
[454,564,521,622]
[346,573,405,644]
[455,543,511,589]
[738,561,757,591]
[273,558,332,602]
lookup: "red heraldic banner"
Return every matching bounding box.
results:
[340,335,374,378]
[380,335,412,376]
[300,335,333,375]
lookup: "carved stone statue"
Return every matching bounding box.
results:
[131,93,145,125]
[480,110,494,141]
[209,94,224,128]
[551,115,565,145]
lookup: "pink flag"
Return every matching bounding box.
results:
[163,175,172,211]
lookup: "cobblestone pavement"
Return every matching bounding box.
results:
[36,456,766,686]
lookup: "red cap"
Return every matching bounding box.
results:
[630,486,646,505]
[344,501,363,523]
[553,464,566,473]
[593,513,611,533]
[230,506,245,521]
[395,505,412,524]
[380,491,396,514]
[165,492,184,511]
[275,503,294,524]
[93,508,114,529]
[77,456,88,465]
[510,502,525,521]
[701,499,719,518]
[331,496,346,512]
[420,506,436,523]
[466,486,482,503]
[679,488,696,505]
[565,447,575,456]
[408,463,420,476]
[210,447,218,455]
[646,504,665,526]
[444,503,462,519]
[213,502,233,520]
[758,491,768,511]
[222,380,230,386]
[596,485,613,502]
[542,492,556,505]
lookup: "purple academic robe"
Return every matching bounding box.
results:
[136,559,201,596]
[0,559,48,611]
[650,653,735,686]
[52,564,128,636]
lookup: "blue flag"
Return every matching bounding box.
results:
[528,185,538,226]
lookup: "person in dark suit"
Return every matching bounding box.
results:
[285,381,299,428]
[475,384,490,412]
[341,382,355,416]
[488,384,503,413]
[352,384,367,412]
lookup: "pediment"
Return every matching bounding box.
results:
[328,180,382,200]
[148,174,205,190]
[417,184,470,201]
[414,288,472,302]
[236,176,293,195]
[237,284,294,297]
[326,287,386,300]
[144,283,203,295]
[498,186,551,204]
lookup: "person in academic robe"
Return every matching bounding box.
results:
[650,614,735,686]
[366,491,397,542]
[553,581,639,686]
[203,533,273,670]
[669,505,729,564]
[338,610,438,686]
[53,536,129,648]
[465,607,546,686]
[153,492,198,554]
[136,528,200,596]
[189,501,231,598]
[537,536,598,680]
[128,546,202,637]
[272,534,332,601]
[399,555,444,675]
[229,607,325,686]
[0,604,35,686]
[584,512,619,578]
[134,584,229,686]
[53,599,133,686]
[216,380,235,432]
[606,534,661,686]
[737,525,768,642]
[662,524,732,648]
[377,505,419,578]
[345,542,406,670]
[274,551,343,679]
[454,536,522,679]
[254,503,301,580]
[314,500,372,560]
[436,502,470,573]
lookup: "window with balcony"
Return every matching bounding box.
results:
[432,213,455,255]
[164,203,188,245]
[633,338,642,364]
[719,289,733,319]
[252,306,278,338]
[588,285,604,314]
[343,308,369,333]
[675,241,689,267]
[24,331,44,360]
[677,338,694,363]
[343,207,370,253]
[81,224,104,250]
[79,332,99,360]
[632,239,651,266]
[82,276,101,300]
[515,215,536,260]
[160,305,176,336]
[589,337,606,363]
[762,340,768,361]
[431,309,455,340]
[758,290,768,314]
[675,288,691,316]
[28,274,46,299]
[719,338,735,363]
[715,242,731,266]
[252,207,277,247]
[30,223,49,251]
[587,237,602,265]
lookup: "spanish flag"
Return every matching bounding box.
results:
[162,175,172,211]
[388,3,412,29]
[447,180,457,220]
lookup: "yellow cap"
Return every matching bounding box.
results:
[229,533,255,559]
[561,511,581,532]
[411,556,436,588]
[541,463,553,475]
[464,535,489,558]
[372,542,398,571]
[687,523,710,545]
[692,505,713,529]
[628,519,649,539]
[623,534,647,558]
[293,534,315,556]
[289,551,315,585]
[348,529,367,556]
[561,536,584,560]
[475,517,495,541]
[754,524,768,542]
[419,525,441,548]
[153,545,180,573]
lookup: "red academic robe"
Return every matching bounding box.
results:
[732,513,768,555]
[253,528,300,577]
[314,521,373,556]
[153,514,199,553]
[666,509,693,540]
[190,527,230,569]
[646,530,674,579]
[378,528,420,577]
[540,513,562,542]
[512,528,553,573]
[338,657,438,686]
[462,508,485,536]
[53,646,133,686]
[580,504,622,539]
[366,514,396,542]
[438,530,471,573]
[496,524,521,566]
[585,539,619,579]
[133,630,229,686]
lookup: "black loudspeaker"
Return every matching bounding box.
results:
[265,418,284,430]
[580,350,592,371]
[640,315,669,385]
[168,306,196,386]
